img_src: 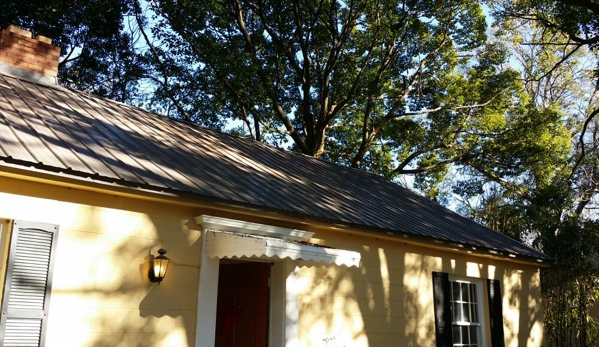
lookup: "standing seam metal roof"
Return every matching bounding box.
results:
[0,72,551,262]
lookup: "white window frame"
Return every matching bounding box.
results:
[449,276,487,347]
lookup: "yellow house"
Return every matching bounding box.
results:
[0,25,549,347]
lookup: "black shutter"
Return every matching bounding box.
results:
[0,220,59,347]
[487,279,505,347]
[432,271,452,347]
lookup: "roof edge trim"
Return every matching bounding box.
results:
[0,161,552,266]
[196,215,313,241]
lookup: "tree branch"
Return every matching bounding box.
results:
[569,107,599,181]
[231,0,310,152]
[134,2,189,119]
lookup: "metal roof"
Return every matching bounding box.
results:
[0,72,551,262]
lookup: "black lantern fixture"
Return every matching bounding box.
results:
[149,248,170,284]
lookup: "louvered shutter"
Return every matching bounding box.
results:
[0,220,59,347]
[432,271,452,347]
[487,279,505,347]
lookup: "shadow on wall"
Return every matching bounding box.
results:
[11,185,207,347]
[1,176,544,347]
[296,234,545,347]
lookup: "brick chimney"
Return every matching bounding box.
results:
[0,25,60,85]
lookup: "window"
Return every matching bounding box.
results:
[450,279,483,347]
[432,272,505,347]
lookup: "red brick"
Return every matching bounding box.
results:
[23,36,38,44]
[9,60,28,69]
[6,25,32,37]
[21,51,37,60]
[0,45,13,54]
[16,45,38,55]
[16,54,37,65]
[33,46,48,54]
[35,35,52,44]
[4,51,20,60]
[41,60,57,69]
[46,58,59,66]
[0,26,59,77]
[37,41,54,49]
[0,55,17,65]
[32,48,48,56]
[27,63,43,73]
[4,31,23,40]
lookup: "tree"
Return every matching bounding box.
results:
[4,0,571,200]
[140,0,549,186]
[0,0,147,102]
[465,6,599,345]
[6,1,598,342]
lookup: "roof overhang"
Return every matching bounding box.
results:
[205,230,361,267]
[197,215,313,241]
[195,215,361,267]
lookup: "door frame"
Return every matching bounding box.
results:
[195,232,300,347]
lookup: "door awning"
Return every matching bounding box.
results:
[205,230,361,267]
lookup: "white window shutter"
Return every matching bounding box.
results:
[0,220,59,347]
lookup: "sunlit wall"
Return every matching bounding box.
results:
[0,176,201,347]
[296,229,544,347]
[0,175,544,347]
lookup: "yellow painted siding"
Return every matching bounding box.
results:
[0,175,545,347]
[295,230,544,347]
[0,176,201,347]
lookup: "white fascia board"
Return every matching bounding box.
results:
[195,215,314,241]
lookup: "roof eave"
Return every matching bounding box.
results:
[0,159,553,266]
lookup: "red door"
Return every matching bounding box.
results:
[215,262,270,347]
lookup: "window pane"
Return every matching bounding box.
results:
[470,326,479,346]
[453,326,461,344]
[470,283,477,302]
[462,326,470,344]
[453,302,460,322]
[449,279,482,346]
[462,302,470,322]
[453,282,460,301]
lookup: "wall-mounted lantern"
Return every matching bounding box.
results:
[149,248,170,284]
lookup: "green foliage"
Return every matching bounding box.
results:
[142,0,530,183]
[543,218,599,347]
[0,0,146,103]
[7,1,599,344]
[472,3,599,345]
